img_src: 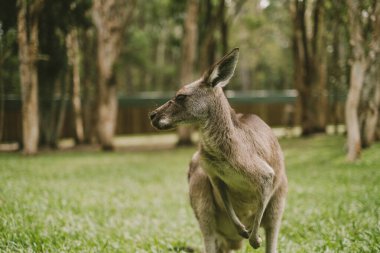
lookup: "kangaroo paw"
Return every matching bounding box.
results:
[249,234,262,249]
[237,226,249,239]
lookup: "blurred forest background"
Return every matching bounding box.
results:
[0,0,379,161]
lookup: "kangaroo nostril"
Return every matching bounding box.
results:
[149,111,157,120]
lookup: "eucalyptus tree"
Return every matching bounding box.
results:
[345,0,380,161]
[17,0,45,154]
[38,0,91,148]
[92,0,137,150]
[177,0,199,146]
[290,0,328,136]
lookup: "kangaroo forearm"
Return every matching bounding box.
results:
[212,178,249,238]
[218,180,244,226]
[246,157,275,248]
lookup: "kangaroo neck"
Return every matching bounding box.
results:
[200,89,238,156]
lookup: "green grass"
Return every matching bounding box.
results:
[0,135,379,252]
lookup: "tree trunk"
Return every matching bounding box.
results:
[361,78,380,148]
[17,0,44,155]
[66,29,84,144]
[219,0,228,54]
[92,0,136,150]
[345,0,380,161]
[45,77,59,147]
[0,66,4,142]
[97,74,118,150]
[376,113,380,141]
[177,0,199,146]
[82,28,98,144]
[291,0,327,136]
[346,60,366,161]
[199,0,217,71]
[50,73,69,148]
[360,63,380,147]
[345,11,363,160]
[360,3,380,147]
[328,19,345,135]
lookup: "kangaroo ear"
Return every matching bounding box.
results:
[204,48,239,88]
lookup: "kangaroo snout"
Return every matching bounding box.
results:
[148,110,161,129]
[148,105,174,131]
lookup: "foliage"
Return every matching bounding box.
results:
[35,0,92,147]
[0,135,379,252]
[0,0,295,96]
[230,0,293,90]
[0,1,19,96]
[118,0,186,94]
[1,0,379,155]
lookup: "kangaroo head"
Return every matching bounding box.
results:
[149,48,239,130]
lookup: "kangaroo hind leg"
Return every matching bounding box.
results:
[262,187,286,253]
[189,163,219,253]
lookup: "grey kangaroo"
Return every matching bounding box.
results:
[149,48,288,253]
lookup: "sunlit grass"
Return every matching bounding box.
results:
[0,135,379,252]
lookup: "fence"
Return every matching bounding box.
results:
[1,89,344,142]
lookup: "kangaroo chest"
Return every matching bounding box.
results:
[199,149,252,191]
[199,150,261,228]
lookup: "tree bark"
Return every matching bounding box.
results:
[345,0,364,162]
[376,113,380,141]
[219,0,228,54]
[66,29,84,144]
[177,0,199,146]
[361,75,380,147]
[17,0,44,155]
[0,64,4,142]
[359,2,380,147]
[345,0,379,161]
[0,39,11,142]
[328,17,345,135]
[199,0,217,71]
[346,60,366,161]
[92,0,136,150]
[49,73,69,148]
[44,77,59,147]
[291,0,327,136]
[82,28,98,144]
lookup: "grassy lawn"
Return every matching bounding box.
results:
[0,135,379,252]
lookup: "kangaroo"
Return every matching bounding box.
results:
[149,48,288,253]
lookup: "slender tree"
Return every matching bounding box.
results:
[66,28,84,144]
[360,66,380,147]
[198,0,218,70]
[92,0,136,150]
[290,0,328,136]
[0,67,3,142]
[36,0,90,148]
[177,0,199,146]
[0,28,13,142]
[345,0,380,161]
[81,27,98,144]
[17,0,44,154]
[359,2,380,148]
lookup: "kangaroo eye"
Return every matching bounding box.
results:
[175,94,187,102]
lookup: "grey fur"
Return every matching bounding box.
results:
[149,48,288,253]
